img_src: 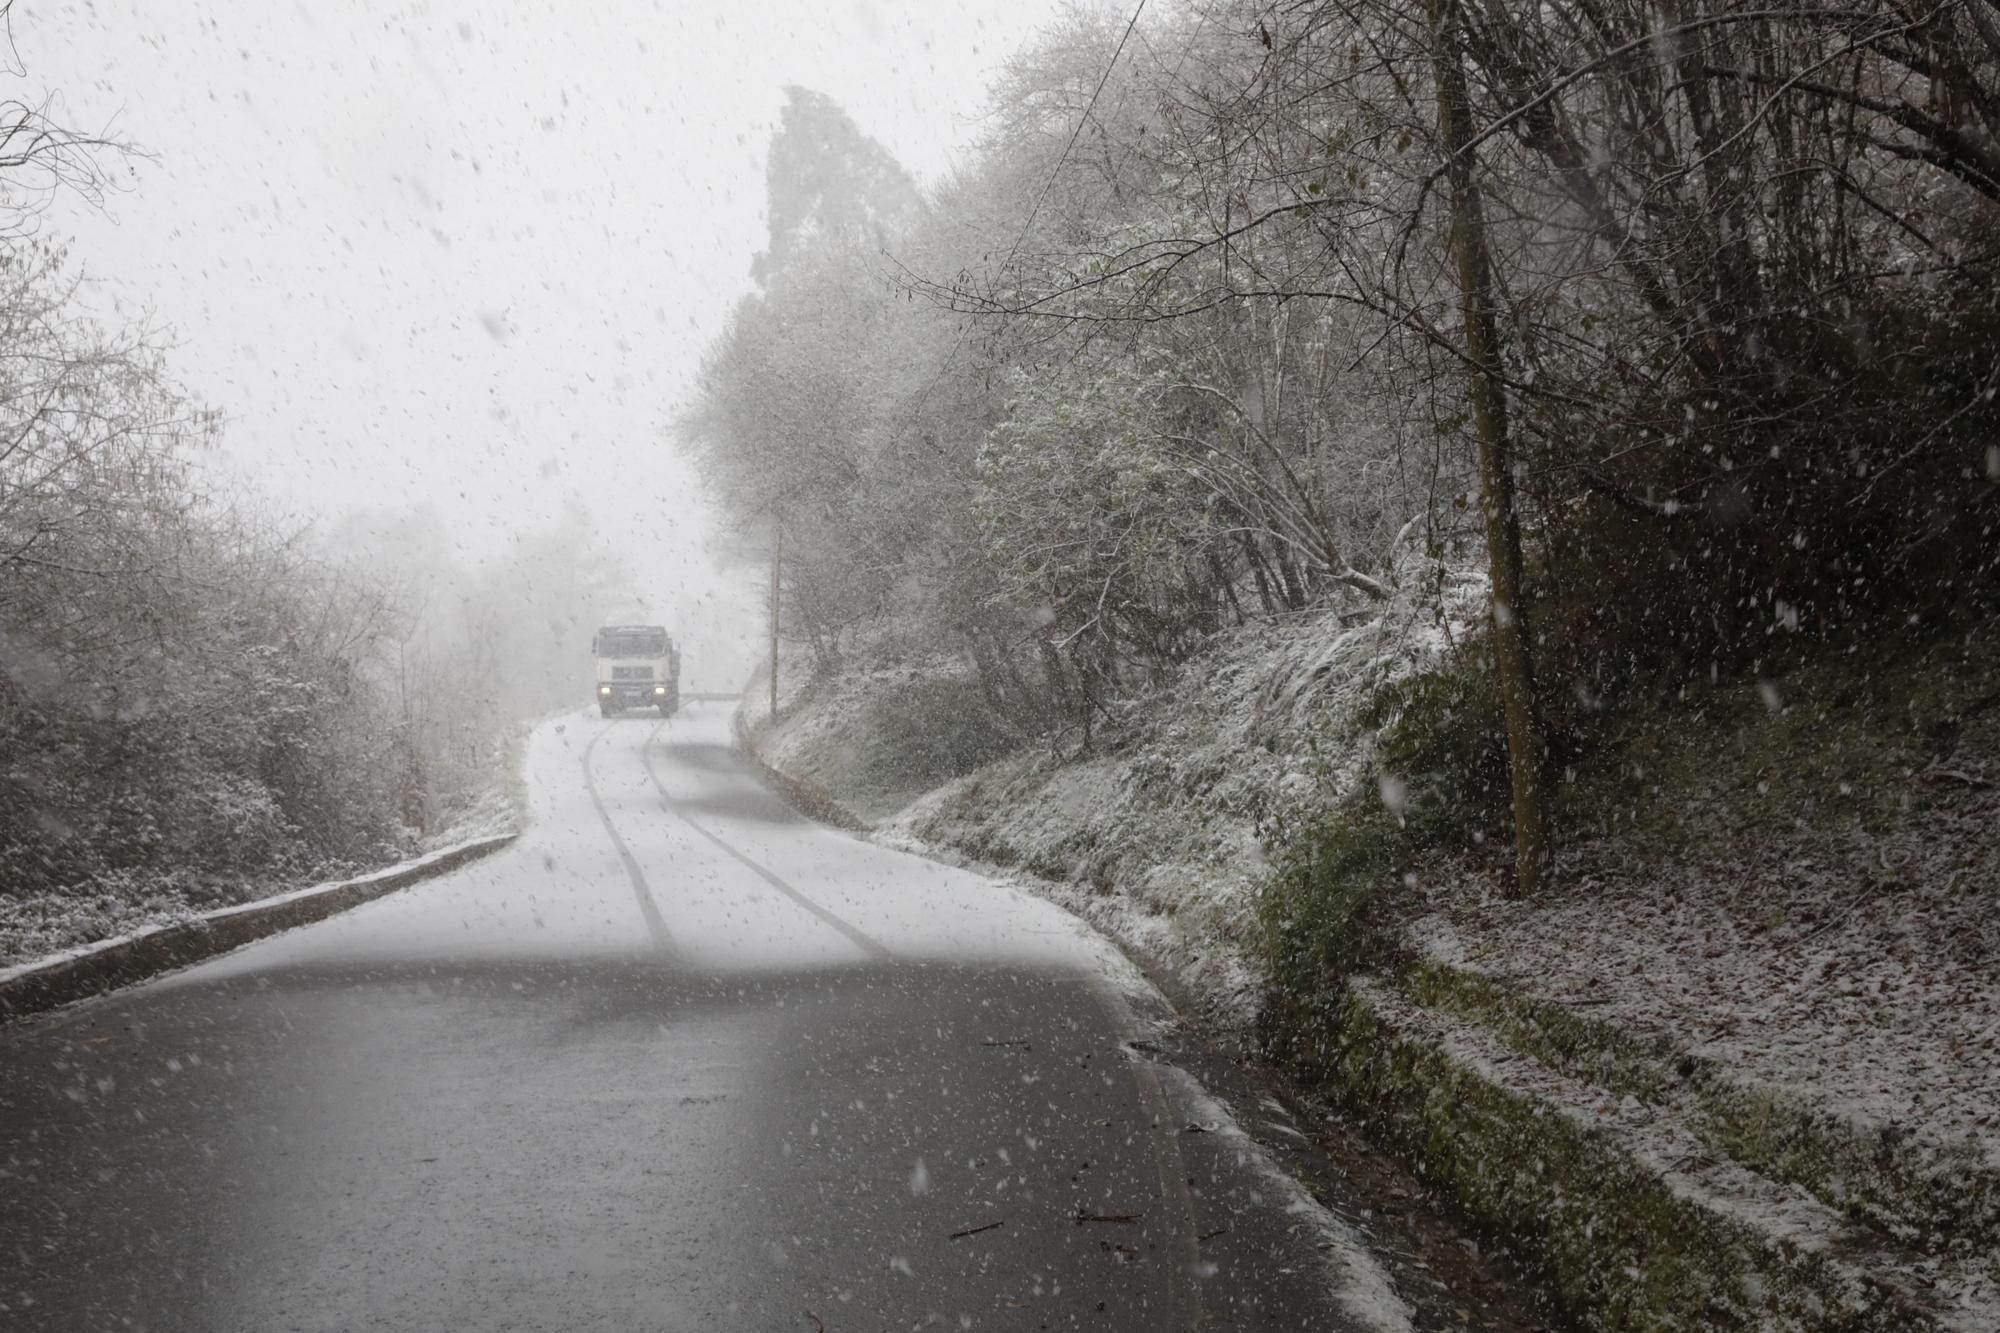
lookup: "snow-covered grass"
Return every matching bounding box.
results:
[1,870,227,971]
[880,552,1486,1025]
[744,648,1021,825]
[0,727,530,972]
[743,543,1489,1030]
[1411,620,2000,1154]
[1408,720,2000,1272]
[1282,623,2000,1326]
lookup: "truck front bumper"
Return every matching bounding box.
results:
[598,684,675,708]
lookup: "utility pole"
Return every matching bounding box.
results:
[768,517,782,721]
[1431,0,1549,894]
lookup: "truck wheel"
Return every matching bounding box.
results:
[599,702,617,718]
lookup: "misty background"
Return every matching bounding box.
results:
[27,0,1065,684]
[0,0,1067,959]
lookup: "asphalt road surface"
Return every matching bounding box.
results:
[1,702,1412,1332]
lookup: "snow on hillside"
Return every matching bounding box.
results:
[876,546,1491,1025]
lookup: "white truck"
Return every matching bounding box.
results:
[592,624,680,717]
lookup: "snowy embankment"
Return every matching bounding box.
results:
[875,601,1469,1029]
[743,549,1486,1028]
[0,754,522,975]
[741,559,2000,1329]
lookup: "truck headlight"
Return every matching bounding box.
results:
[598,685,612,696]
[652,686,666,695]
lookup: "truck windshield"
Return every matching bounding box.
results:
[597,628,667,657]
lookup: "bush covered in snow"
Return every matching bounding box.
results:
[0,246,542,967]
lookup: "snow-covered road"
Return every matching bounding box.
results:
[0,703,1409,1331]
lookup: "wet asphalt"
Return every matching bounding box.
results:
[1,703,1401,1331]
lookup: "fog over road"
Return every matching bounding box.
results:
[1,703,1402,1331]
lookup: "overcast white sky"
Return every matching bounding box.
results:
[24,0,1066,674]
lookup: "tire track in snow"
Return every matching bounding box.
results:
[636,720,893,964]
[580,722,680,958]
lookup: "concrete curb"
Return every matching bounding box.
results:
[730,702,873,834]
[1265,975,1972,1331]
[0,832,519,1023]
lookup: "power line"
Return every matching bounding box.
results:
[996,0,1151,286]
[906,0,1150,429]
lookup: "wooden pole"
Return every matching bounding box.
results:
[769,518,782,721]
[1431,0,1550,894]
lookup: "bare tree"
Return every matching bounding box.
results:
[0,0,138,238]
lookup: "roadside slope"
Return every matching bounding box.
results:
[737,607,2000,1331]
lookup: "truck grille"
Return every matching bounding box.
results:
[611,666,654,681]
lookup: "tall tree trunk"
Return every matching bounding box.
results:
[1430,0,1551,895]
[1270,538,1306,609]
[1238,530,1280,614]
[1210,551,1247,626]
[768,518,783,720]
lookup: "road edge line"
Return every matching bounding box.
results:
[0,832,519,1023]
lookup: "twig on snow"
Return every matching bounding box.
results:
[1918,763,1991,789]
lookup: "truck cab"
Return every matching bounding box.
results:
[592,624,680,717]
